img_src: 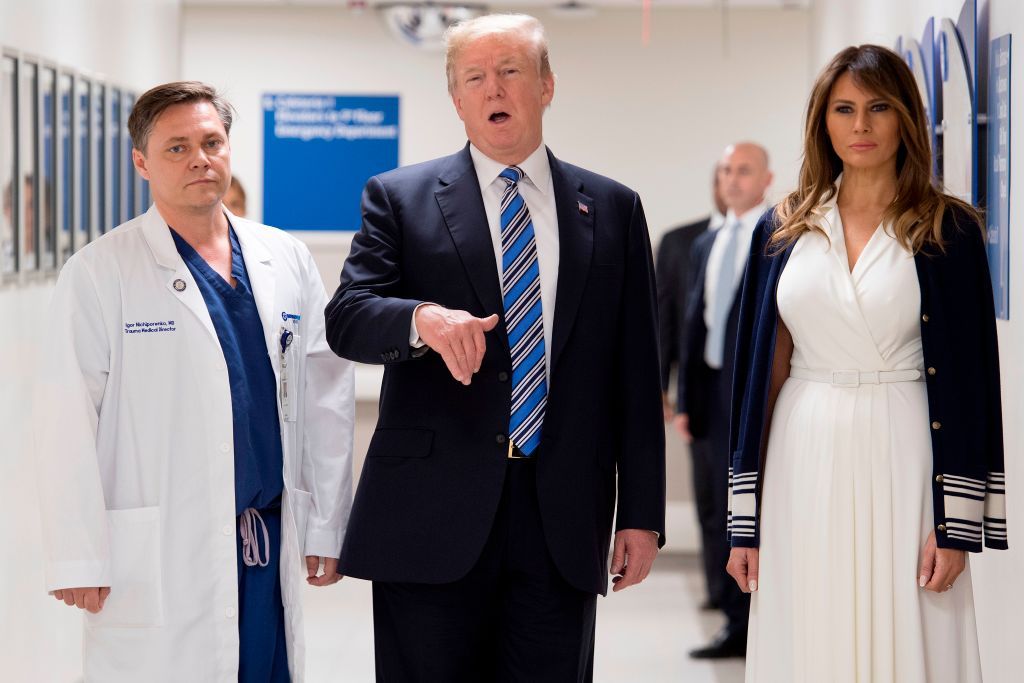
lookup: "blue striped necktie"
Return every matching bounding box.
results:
[499,166,546,457]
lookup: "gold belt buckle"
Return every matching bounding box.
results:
[508,439,524,459]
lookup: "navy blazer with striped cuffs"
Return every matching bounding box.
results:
[728,205,1008,553]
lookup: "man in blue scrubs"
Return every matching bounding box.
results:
[39,82,354,682]
[170,224,291,679]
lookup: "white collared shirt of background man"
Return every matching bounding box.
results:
[702,201,767,369]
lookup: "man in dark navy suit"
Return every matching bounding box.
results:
[680,142,771,659]
[656,169,726,418]
[325,13,665,683]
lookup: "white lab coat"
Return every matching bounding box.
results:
[34,206,355,682]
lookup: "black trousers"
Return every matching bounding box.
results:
[372,458,597,683]
[705,368,750,634]
[690,437,726,606]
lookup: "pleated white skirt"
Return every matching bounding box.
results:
[745,376,983,683]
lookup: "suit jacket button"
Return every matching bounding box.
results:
[495,434,507,445]
[498,371,509,382]
[931,421,942,430]
[937,523,947,532]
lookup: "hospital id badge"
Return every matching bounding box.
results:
[279,327,298,422]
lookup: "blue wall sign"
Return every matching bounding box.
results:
[263,94,399,231]
[987,35,1011,320]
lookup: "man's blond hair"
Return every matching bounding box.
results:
[443,14,552,94]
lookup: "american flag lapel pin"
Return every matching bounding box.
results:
[578,201,590,215]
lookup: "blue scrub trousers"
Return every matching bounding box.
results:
[236,505,289,682]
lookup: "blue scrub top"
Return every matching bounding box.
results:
[171,225,284,514]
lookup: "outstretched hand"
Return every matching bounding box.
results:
[415,304,500,385]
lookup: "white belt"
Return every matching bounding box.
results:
[790,367,923,388]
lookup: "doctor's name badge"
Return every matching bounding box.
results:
[125,320,177,335]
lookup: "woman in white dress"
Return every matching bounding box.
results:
[725,45,1007,682]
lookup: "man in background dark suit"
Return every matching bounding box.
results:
[325,13,665,683]
[655,169,725,612]
[680,142,772,659]
[656,169,725,419]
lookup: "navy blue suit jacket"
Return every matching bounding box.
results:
[325,145,666,595]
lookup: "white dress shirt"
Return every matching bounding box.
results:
[411,143,559,378]
[703,201,767,368]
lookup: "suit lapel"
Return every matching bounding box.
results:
[548,151,594,373]
[435,146,509,352]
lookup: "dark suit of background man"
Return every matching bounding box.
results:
[325,13,665,683]
[655,170,725,612]
[680,142,772,659]
[656,170,725,416]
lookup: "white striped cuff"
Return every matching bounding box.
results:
[728,468,758,539]
[984,471,1007,544]
[942,473,985,544]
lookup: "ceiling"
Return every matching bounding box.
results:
[183,0,810,9]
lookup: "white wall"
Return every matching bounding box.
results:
[809,1,1023,681]
[180,4,811,241]
[0,1,180,680]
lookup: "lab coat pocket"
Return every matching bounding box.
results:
[291,488,314,558]
[86,506,164,629]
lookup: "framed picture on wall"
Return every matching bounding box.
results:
[0,45,144,281]
[93,82,106,237]
[75,75,91,250]
[39,63,57,272]
[18,57,39,274]
[58,70,73,265]
[1,53,16,279]
[109,87,121,228]
[123,91,137,219]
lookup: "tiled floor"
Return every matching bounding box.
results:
[303,553,746,682]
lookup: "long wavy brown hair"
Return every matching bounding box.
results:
[770,44,978,254]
